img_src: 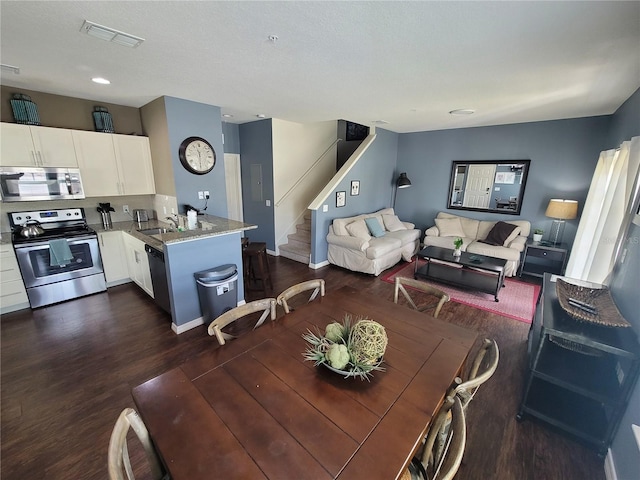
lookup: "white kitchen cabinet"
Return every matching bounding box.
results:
[97,231,131,286]
[0,123,78,167]
[122,233,154,297]
[112,134,156,195]
[73,130,155,197]
[0,243,29,313]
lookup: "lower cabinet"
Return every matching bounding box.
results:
[97,231,130,286]
[0,243,29,313]
[122,233,154,297]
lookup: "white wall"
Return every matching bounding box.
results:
[272,119,337,249]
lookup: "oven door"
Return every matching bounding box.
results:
[14,235,104,288]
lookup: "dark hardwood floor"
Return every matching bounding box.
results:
[1,256,605,480]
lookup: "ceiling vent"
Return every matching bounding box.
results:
[80,20,144,48]
[1,64,20,74]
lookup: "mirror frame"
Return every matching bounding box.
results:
[447,159,531,216]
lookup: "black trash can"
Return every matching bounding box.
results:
[194,264,238,324]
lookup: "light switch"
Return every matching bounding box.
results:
[322,204,328,212]
[266,200,271,207]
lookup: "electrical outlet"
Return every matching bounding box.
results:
[198,191,204,200]
[163,206,167,215]
[204,191,210,199]
[123,205,129,213]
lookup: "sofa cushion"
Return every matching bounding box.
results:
[482,221,519,246]
[435,217,465,237]
[383,214,406,232]
[437,212,480,239]
[424,235,473,251]
[365,217,385,237]
[366,236,402,259]
[346,219,371,240]
[386,228,421,246]
[466,241,521,261]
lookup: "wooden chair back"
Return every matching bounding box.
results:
[207,298,276,345]
[276,279,325,314]
[394,276,450,318]
[452,338,499,409]
[108,408,165,480]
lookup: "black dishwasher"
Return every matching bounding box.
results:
[145,244,171,314]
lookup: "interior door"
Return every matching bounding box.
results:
[224,153,244,221]
[463,164,496,208]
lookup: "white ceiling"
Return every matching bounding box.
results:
[1,1,639,133]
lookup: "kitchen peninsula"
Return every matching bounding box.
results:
[93,214,256,334]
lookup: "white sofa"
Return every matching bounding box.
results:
[424,212,530,276]
[327,208,421,276]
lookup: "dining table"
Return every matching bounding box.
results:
[132,285,478,480]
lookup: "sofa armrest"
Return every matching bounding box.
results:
[425,226,439,237]
[401,221,415,229]
[507,236,527,252]
[326,232,369,252]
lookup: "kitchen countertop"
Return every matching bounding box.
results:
[90,214,257,250]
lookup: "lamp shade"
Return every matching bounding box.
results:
[545,199,578,219]
[396,172,412,189]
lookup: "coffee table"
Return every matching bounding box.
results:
[414,246,507,302]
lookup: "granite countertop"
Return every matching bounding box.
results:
[90,214,257,249]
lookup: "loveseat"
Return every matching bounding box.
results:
[424,212,530,276]
[327,208,421,276]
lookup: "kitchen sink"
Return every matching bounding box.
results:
[138,227,175,236]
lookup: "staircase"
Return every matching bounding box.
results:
[278,211,311,264]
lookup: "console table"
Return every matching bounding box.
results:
[517,274,640,455]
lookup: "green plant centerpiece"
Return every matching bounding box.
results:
[534,228,544,235]
[453,237,463,257]
[302,314,388,381]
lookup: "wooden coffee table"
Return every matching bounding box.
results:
[414,246,507,302]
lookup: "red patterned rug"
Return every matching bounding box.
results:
[381,259,540,324]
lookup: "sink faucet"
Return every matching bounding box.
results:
[165,215,179,229]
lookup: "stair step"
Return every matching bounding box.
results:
[287,232,310,248]
[297,222,311,233]
[279,243,310,264]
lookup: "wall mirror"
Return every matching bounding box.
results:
[447,160,530,215]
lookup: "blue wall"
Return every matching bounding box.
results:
[223,121,240,154]
[312,128,399,264]
[164,96,227,216]
[239,119,275,249]
[395,117,611,247]
[607,88,640,480]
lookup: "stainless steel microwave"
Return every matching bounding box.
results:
[0,167,85,202]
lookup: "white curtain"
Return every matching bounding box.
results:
[565,136,640,284]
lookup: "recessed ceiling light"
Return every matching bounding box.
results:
[222,114,233,118]
[81,20,144,48]
[373,120,389,125]
[449,109,475,116]
[92,77,111,85]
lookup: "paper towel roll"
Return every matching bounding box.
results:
[187,210,198,230]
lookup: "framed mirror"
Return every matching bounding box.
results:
[447,160,530,215]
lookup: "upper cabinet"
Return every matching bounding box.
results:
[0,123,78,167]
[73,131,155,197]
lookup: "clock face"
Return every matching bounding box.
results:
[179,137,216,175]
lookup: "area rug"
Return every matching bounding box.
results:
[381,259,540,324]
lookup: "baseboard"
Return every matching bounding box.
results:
[310,260,329,269]
[604,449,617,480]
[171,300,246,335]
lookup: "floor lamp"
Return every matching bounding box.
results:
[392,173,412,208]
[545,199,578,245]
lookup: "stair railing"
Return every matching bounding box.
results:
[275,138,342,207]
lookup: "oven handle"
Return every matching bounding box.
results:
[13,234,97,249]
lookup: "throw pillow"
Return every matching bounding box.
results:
[346,219,371,240]
[434,217,465,237]
[482,221,518,246]
[382,214,407,232]
[365,217,386,238]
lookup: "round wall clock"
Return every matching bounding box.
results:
[178,136,216,175]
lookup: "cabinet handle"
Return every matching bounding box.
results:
[100,235,104,247]
[36,151,44,166]
[30,151,38,166]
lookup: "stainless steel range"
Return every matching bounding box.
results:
[9,208,106,308]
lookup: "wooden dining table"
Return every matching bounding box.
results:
[132,285,478,480]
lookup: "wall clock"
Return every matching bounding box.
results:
[178,136,216,175]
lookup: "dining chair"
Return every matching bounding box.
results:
[207,297,276,345]
[108,408,166,480]
[451,338,499,409]
[401,395,466,480]
[394,276,450,318]
[276,279,325,314]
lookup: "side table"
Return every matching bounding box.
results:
[519,241,568,277]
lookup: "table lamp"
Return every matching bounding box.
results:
[545,199,578,245]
